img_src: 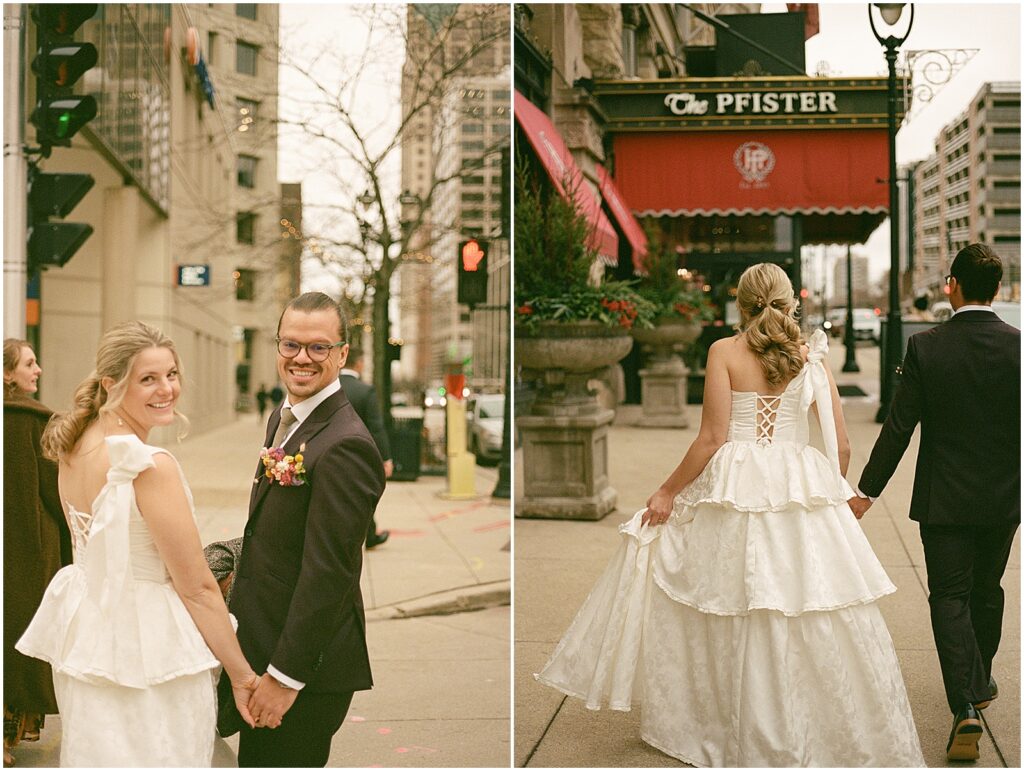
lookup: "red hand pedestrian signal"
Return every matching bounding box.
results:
[457,239,489,307]
[462,240,485,271]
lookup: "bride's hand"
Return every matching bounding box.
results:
[643,489,674,526]
[231,671,260,729]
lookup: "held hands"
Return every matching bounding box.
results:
[230,672,260,729]
[847,496,873,520]
[247,673,300,729]
[642,489,675,526]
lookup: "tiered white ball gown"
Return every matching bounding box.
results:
[16,435,220,767]
[536,331,926,767]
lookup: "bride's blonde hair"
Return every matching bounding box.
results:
[735,263,804,386]
[41,321,188,461]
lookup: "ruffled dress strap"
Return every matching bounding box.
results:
[801,330,842,477]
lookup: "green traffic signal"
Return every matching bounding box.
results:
[31,95,97,147]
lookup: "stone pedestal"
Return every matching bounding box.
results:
[637,363,690,428]
[631,319,700,429]
[516,409,617,520]
[515,321,633,521]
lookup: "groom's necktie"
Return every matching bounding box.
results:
[270,406,298,448]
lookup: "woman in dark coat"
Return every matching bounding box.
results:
[3,339,70,767]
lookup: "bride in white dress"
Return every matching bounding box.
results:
[16,322,259,766]
[536,263,926,767]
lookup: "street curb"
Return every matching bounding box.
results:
[366,580,510,621]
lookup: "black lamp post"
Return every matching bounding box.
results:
[869,2,914,422]
[842,244,860,372]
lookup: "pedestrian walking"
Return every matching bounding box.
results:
[3,339,71,768]
[853,243,1020,762]
[340,347,393,549]
[256,384,269,422]
[269,383,284,410]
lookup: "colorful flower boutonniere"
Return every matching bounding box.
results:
[259,445,307,486]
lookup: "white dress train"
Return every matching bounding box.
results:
[16,435,220,767]
[536,330,926,767]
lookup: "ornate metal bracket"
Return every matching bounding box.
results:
[902,48,980,123]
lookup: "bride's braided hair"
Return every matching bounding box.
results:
[735,263,804,386]
[41,321,188,461]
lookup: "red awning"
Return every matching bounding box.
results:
[596,163,648,272]
[612,129,889,218]
[514,90,619,264]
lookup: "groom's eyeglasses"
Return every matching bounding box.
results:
[276,338,346,362]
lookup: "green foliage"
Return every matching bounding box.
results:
[634,224,717,322]
[514,157,655,330]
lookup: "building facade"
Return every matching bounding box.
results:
[910,81,1021,301]
[831,252,871,306]
[397,4,511,394]
[14,4,288,438]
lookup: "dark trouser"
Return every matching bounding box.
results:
[919,521,1018,713]
[237,690,353,768]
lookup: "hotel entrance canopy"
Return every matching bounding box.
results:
[594,76,907,245]
[514,90,619,264]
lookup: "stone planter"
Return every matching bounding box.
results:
[515,320,634,521]
[630,317,702,428]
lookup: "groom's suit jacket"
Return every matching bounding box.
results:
[230,388,385,693]
[859,310,1020,526]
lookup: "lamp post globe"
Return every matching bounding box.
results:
[868,2,914,422]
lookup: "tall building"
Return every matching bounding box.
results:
[397,4,511,392]
[831,252,871,306]
[15,4,288,438]
[910,81,1021,301]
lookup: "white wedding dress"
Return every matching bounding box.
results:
[536,331,926,767]
[16,435,220,767]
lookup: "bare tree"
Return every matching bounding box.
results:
[277,3,510,422]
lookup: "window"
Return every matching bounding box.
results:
[235,269,257,301]
[236,41,258,75]
[236,4,257,19]
[207,31,217,65]
[237,97,258,132]
[461,192,485,203]
[237,155,258,188]
[237,212,256,244]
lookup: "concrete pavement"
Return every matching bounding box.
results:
[515,341,1020,768]
[14,412,511,768]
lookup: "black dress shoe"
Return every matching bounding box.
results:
[366,530,390,549]
[975,677,998,710]
[946,703,983,761]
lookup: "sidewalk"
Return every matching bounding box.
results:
[14,414,511,769]
[515,342,1020,768]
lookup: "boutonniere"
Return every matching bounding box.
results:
[259,445,307,486]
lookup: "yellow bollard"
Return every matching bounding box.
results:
[444,397,477,499]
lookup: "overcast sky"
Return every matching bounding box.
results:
[277,2,1022,294]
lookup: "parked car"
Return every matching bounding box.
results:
[850,308,881,342]
[466,393,505,465]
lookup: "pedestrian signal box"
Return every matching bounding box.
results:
[457,239,488,308]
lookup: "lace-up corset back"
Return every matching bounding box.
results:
[727,372,810,448]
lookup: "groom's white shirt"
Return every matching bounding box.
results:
[264,378,342,691]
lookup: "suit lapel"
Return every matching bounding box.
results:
[250,411,281,510]
[248,390,350,517]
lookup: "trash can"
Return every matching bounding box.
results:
[390,416,423,481]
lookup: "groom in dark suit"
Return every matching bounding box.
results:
[853,244,1020,762]
[227,292,386,767]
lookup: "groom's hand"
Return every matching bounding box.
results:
[847,496,873,520]
[248,673,300,729]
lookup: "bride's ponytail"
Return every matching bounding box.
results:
[42,374,105,461]
[735,263,804,386]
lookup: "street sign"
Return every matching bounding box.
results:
[177,264,211,286]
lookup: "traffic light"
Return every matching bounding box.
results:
[31,4,98,156]
[457,239,489,307]
[27,167,94,273]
